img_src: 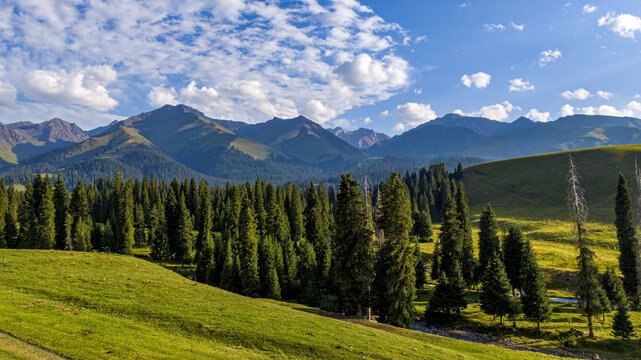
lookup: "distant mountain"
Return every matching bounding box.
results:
[236,115,366,167]
[0,118,89,163]
[368,122,485,158]
[330,127,390,149]
[211,119,249,133]
[87,120,119,137]
[0,105,322,184]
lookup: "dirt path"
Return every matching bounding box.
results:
[0,332,70,360]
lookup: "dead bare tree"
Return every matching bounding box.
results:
[567,155,599,339]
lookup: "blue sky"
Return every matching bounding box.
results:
[0,0,640,133]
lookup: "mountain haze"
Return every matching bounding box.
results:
[331,127,390,149]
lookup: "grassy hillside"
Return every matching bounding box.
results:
[0,249,557,360]
[463,144,641,222]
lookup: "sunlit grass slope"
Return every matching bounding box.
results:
[464,144,641,222]
[0,250,558,360]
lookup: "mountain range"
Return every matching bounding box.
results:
[2,104,641,184]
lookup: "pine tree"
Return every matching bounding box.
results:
[110,172,134,254]
[69,180,92,251]
[333,174,374,316]
[612,303,635,339]
[4,185,18,249]
[502,227,526,295]
[258,236,281,299]
[0,178,7,248]
[133,204,147,248]
[195,180,213,258]
[601,267,627,309]
[614,173,640,302]
[238,194,260,297]
[477,204,500,282]
[412,210,432,242]
[34,174,55,249]
[286,184,305,245]
[480,253,516,325]
[374,172,416,328]
[195,235,216,285]
[598,285,611,321]
[455,183,476,287]
[520,238,551,331]
[18,181,35,248]
[53,174,69,250]
[297,239,318,306]
[426,260,467,320]
[414,240,427,294]
[174,193,194,263]
[437,198,463,278]
[304,183,331,289]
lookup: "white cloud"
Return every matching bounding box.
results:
[461,72,491,88]
[596,90,614,99]
[583,4,597,14]
[454,101,520,122]
[333,53,409,88]
[177,81,233,116]
[380,110,389,117]
[0,81,17,107]
[561,104,575,117]
[598,12,641,39]
[484,24,505,31]
[301,99,337,124]
[509,78,534,92]
[391,102,438,130]
[525,108,550,122]
[511,22,524,31]
[413,88,422,94]
[147,86,178,107]
[561,88,591,100]
[363,116,371,124]
[23,65,118,111]
[1,0,412,126]
[538,49,562,66]
[562,101,641,118]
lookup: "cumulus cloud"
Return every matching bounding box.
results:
[391,102,438,131]
[484,24,505,31]
[561,88,591,100]
[539,49,562,66]
[147,86,178,107]
[525,108,550,122]
[2,0,413,126]
[583,4,597,14]
[301,99,337,124]
[561,102,641,118]
[363,116,371,124]
[596,90,614,99]
[461,72,491,88]
[511,22,524,31]
[176,81,233,116]
[454,101,520,122]
[333,54,409,89]
[0,81,17,107]
[23,65,118,111]
[509,78,534,92]
[561,104,575,117]
[598,12,641,39]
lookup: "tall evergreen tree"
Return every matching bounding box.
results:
[411,210,432,242]
[480,253,516,325]
[133,204,147,248]
[238,194,260,297]
[614,173,640,302]
[304,183,331,288]
[374,172,416,328]
[612,303,635,339]
[502,227,526,295]
[568,156,599,338]
[477,204,500,282]
[174,193,194,263]
[601,267,627,309]
[414,240,427,294]
[110,172,134,254]
[53,174,69,250]
[520,238,551,331]
[0,179,7,248]
[455,183,476,287]
[333,174,374,316]
[297,239,318,306]
[426,260,467,320]
[4,185,18,249]
[437,198,463,278]
[258,236,281,299]
[33,174,55,249]
[149,204,170,260]
[195,180,213,257]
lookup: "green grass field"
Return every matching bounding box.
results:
[0,249,560,360]
[463,144,641,222]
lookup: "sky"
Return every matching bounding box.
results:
[0,0,640,133]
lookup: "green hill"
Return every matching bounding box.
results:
[0,249,556,360]
[463,144,641,222]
